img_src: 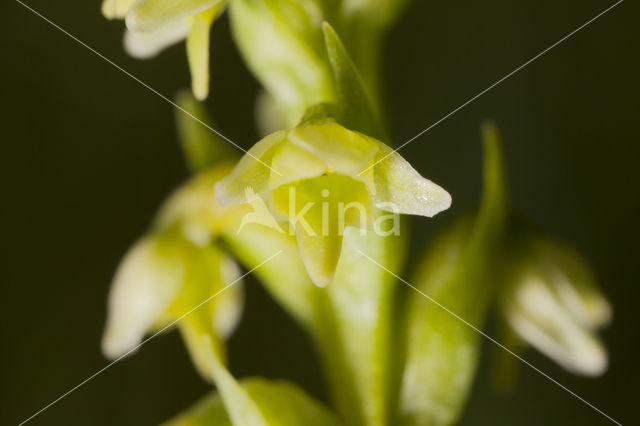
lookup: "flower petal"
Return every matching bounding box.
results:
[215,131,287,206]
[124,19,189,59]
[167,243,243,380]
[534,237,613,330]
[288,122,379,178]
[504,274,608,376]
[371,140,451,217]
[126,0,224,32]
[268,140,327,190]
[154,167,237,244]
[101,234,185,359]
[101,0,137,20]
[186,8,220,101]
[213,254,244,338]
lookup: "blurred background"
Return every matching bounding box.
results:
[2,0,638,424]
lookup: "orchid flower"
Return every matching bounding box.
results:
[215,118,451,287]
[102,168,245,379]
[102,0,227,100]
[499,233,612,376]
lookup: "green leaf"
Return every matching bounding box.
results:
[161,391,229,426]
[398,122,508,425]
[476,120,508,237]
[239,379,343,426]
[203,336,269,426]
[175,91,237,173]
[398,216,480,426]
[322,22,382,139]
[163,335,342,426]
[162,378,342,426]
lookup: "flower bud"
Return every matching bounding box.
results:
[228,0,336,125]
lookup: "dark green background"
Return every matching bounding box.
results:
[3,0,638,424]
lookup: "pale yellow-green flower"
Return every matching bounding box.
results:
[215,119,451,287]
[499,234,612,376]
[102,168,245,379]
[102,0,226,100]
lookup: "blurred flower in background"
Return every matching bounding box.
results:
[102,167,245,380]
[102,0,227,100]
[498,227,612,376]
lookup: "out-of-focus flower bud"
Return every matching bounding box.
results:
[499,230,612,376]
[228,0,336,126]
[102,0,227,100]
[215,119,450,286]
